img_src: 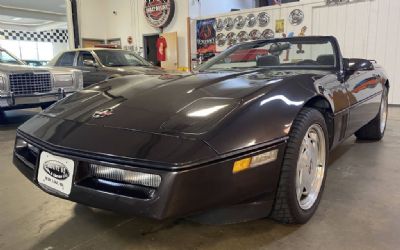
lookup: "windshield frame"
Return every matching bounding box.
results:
[0,48,25,65]
[196,36,342,73]
[94,49,152,68]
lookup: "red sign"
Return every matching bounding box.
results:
[144,0,175,28]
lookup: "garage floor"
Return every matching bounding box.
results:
[1,107,400,250]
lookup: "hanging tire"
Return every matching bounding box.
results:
[270,107,328,224]
[355,87,388,141]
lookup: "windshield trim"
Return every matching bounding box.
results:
[196,36,341,72]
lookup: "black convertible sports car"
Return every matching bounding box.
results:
[13,36,388,224]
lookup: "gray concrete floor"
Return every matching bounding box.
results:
[0,108,400,250]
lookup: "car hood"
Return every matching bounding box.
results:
[41,69,328,135]
[0,62,50,74]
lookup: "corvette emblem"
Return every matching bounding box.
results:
[92,108,113,119]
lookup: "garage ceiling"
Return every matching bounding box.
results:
[0,0,66,27]
[0,0,66,14]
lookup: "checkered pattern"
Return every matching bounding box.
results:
[0,29,68,43]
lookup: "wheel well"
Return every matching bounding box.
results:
[304,96,334,148]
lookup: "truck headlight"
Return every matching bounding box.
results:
[53,74,74,87]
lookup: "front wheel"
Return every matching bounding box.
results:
[270,108,328,224]
[355,87,388,140]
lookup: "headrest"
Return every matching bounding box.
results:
[317,55,335,66]
[256,55,280,67]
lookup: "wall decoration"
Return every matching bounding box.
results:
[246,14,257,28]
[258,12,270,27]
[275,19,285,33]
[234,16,246,29]
[249,29,262,40]
[226,32,237,46]
[237,31,249,43]
[289,9,304,26]
[144,0,175,29]
[224,17,234,31]
[216,33,227,46]
[196,18,217,54]
[0,29,68,43]
[214,19,224,32]
[262,29,275,39]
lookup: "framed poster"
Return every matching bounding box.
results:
[196,18,217,54]
[275,19,285,33]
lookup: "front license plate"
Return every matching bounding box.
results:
[37,152,75,196]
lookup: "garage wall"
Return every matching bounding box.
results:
[77,0,107,40]
[312,0,400,104]
[189,0,256,18]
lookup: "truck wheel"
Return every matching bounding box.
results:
[270,108,328,224]
[355,87,388,140]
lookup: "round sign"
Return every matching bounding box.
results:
[127,36,133,44]
[144,0,175,29]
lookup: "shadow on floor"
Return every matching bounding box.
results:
[0,109,39,129]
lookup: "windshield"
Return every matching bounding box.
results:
[95,50,152,67]
[197,37,337,72]
[0,49,22,65]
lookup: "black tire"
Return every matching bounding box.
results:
[270,107,329,224]
[355,87,388,140]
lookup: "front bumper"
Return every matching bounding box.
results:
[13,133,286,220]
[0,89,73,110]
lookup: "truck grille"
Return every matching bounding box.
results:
[9,72,52,96]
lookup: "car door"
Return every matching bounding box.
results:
[344,66,383,136]
[76,51,107,87]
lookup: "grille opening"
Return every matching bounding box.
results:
[9,72,52,96]
[14,139,39,169]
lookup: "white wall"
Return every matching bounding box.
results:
[189,0,256,18]
[77,0,107,40]
[77,0,190,69]
[312,0,400,104]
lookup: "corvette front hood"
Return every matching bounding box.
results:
[17,115,217,168]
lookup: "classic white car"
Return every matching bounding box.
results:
[0,47,83,111]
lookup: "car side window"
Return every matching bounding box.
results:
[77,51,96,66]
[56,52,76,66]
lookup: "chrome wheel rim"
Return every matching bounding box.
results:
[380,91,388,134]
[296,124,326,210]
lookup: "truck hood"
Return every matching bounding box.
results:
[0,62,50,74]
[41,69,327,136]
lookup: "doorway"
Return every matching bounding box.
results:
[143,34,160,66]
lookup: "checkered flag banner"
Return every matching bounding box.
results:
[0,29,68,43]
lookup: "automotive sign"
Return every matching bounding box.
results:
[196,18,217,54]
[144,0,175,29]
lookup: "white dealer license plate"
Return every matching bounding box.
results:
[37,152,75,196]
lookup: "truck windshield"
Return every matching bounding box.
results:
[95,50,152,67]
[197,38,337,72]
[0,50,22,65]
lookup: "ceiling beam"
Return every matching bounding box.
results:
[0,5,66,22]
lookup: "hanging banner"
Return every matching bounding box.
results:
[196,18,217,54]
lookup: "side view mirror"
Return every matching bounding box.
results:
[83,59,98,67]
[344,58,374,73]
